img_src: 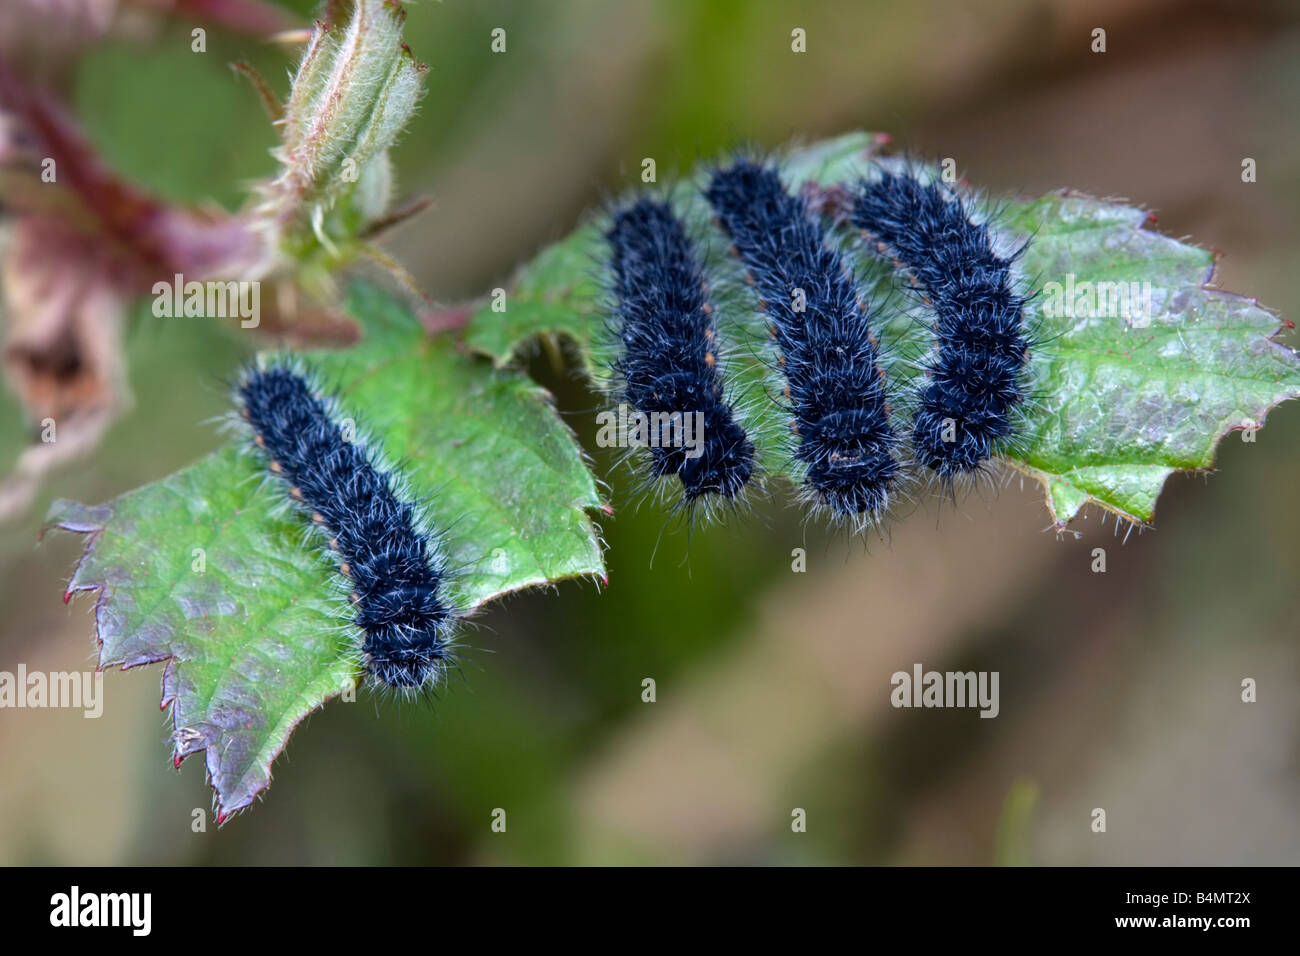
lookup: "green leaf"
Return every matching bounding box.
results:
[49,282,605,820]
[464,132,1300,526]
[465,224,607,377]
[996,192,1297,525]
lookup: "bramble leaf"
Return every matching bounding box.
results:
[464,132,1300,526]
[49,283,604,820]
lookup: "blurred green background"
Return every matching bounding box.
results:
[2,0,1298,864]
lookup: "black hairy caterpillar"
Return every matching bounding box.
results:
[237,362,456,692]
[851,169,1030,478]
[704,159,901,523]
[604,198,755,506]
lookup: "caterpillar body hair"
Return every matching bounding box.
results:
[704,159,901,524]
[604,197,756,508]
[851,168,1030,479]
[236,361,456,692]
